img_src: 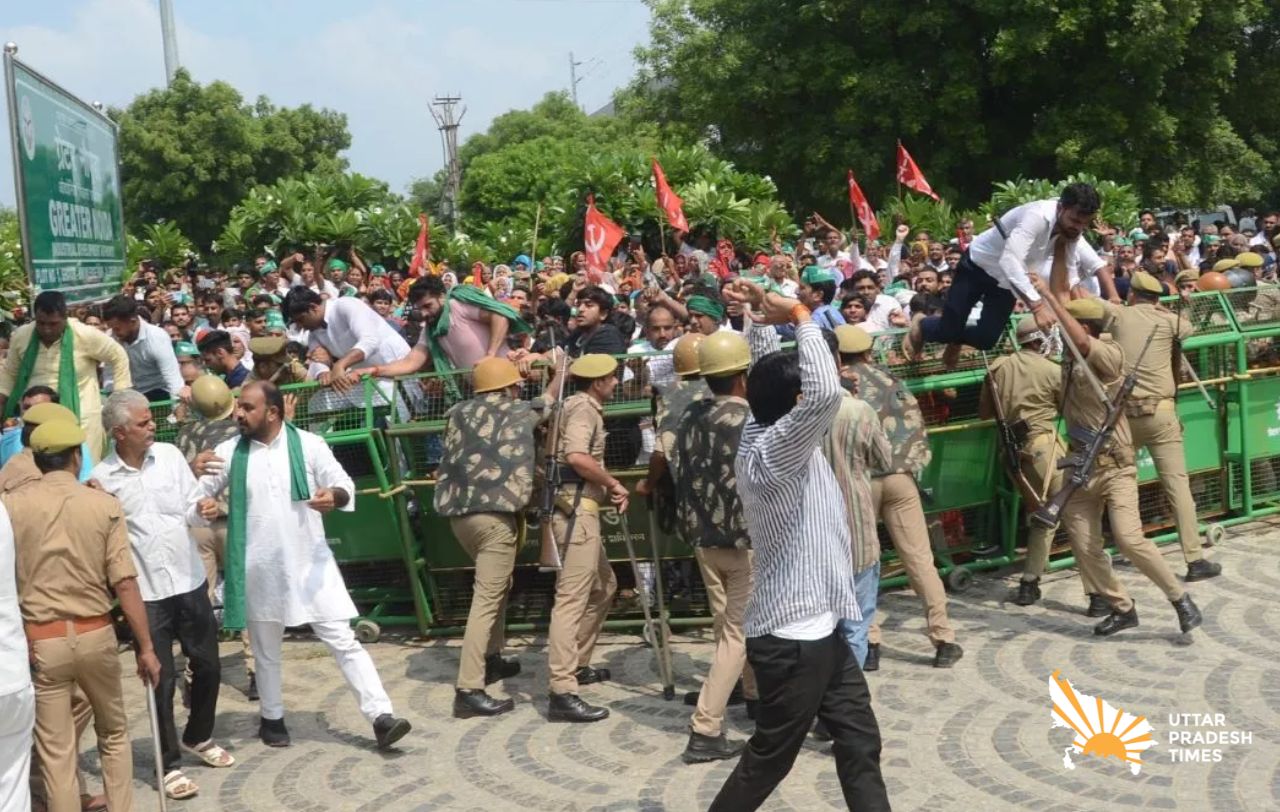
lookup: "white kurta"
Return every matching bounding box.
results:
[189,426,356,625]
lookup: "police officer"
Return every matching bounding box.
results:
[1030,277,1203,636]
[247,336,310,386]
[1104,270,1219,582]
[545,354,626,723]
[5,419,161,812]
[844,336,962,668]
[668,331,755,764]
[0,400,89,495]
[436,355,563,718]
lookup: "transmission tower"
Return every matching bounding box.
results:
[430,95,466,225]
[158,0,181,84]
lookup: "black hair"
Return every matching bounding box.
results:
[238,267,259,280]
[578,285,615,313]
[746,349,802,426]
[909,293,945,316]
[646,301,679,324]
[705,374,739,396]
[251,294,275,310]
[254,380,285,420]
[101,295,138,321]
[284,341,307,361]
[222,307,242,322]
[286,287,324,317]
[808,280,837,305]
[34,447,79,474]
[367,288,394,303]
[22,385,58,403]
[1059,183,1101,215]
[1139,209,1155,219]
[197,330,233,355]
[33,291,67,317]
[408,276,445,303]
[170,302,190,313]
[200,291,223,307]
[850,269,881,289]
[840,293,872,314]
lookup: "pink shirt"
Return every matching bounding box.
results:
[417,300,506,369]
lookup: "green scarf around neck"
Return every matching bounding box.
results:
[5,324,78,420]
[423,285,532,375]
[222,422,309,630]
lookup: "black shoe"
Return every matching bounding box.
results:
[1085,594,1111,618]
[246,674,259,702]
[484,655,521,685]
[683,681,744,707]
[681,730,745,764]
[933,642,964,668]
[258,716,290,747]
[1013,578,1042,606]
[454,688,514,718]
[1185,559,1222,582]
[863,643,881,672]
[372,714,411,750]
[573,666,611,686]
[811,719,832,742]
[683,690,699,706]
[1094,604,1139,637]
[1172,594,1203,633]
[744,699,758,721]
[547,692,609,723]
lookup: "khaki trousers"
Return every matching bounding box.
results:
[28,689,92,805]
[1021,433,1064,581]
[691,546,756,737]
[1060,463,1185,613]
[31,625,132,812]
[869,473,955,646]
[547,509,617,695]
[1129,400,1204,563]
[192,522,254,673]
[452,513,518,690]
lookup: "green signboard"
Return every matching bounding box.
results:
[4,47,125,304]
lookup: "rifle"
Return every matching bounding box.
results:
[537,348,571,571]
[981,352,1043,511]
[1030,330,1156,528]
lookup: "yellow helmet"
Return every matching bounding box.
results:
[672,333,705,376]
[472,357,522,394]
[191,375,234,420]
[697,331,750,377]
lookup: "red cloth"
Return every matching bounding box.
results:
[407,214,430,277]
[847,170,881,240]
[896,142,940,201]
[583,195,625,276]
[709,238,735,280]
[652,158,689,232]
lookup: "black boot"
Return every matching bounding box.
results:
[1172,593,1203,633]
[1013,578,1041,606]
[258,716,290,747]
[933,642,964,668]
[548,692,609,723]
[1094,603,1139,636]
[454,689,515,718]
[373,713,411,750]
[1085,594,1111,618]
[246,673,259,701]
[681,730,745,764]
[484,654,521,685]
[573,666,611,685]
[1184,559,1221,582]
[863,643,881,672]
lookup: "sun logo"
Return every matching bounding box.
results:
[1049,670,1156,775]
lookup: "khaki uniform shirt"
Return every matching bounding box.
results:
[1063,335,1132,465]
[556,391,607,505]
[0,448,41,495]
[986,349,1062,437]
[1104,301,1190,402]
[4,470,136,624]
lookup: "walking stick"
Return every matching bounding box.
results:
[146,687,169,812]
[646,510,676,700]
[618,510,674,699]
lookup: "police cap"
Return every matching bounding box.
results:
[23,402,78,427]
[1237,251,1264,269]
[1130,270,1164,295]
[834,324,873,354]
[569,354,618,379]
[249,336,288,358]
[1065,298,1106,322]
[30,420,85,454]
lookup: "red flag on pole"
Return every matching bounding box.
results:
[583,194,625,278]
[407,213,431,277]
[896,141,940,201]
[847,170,880,241]
[651,158,689,232]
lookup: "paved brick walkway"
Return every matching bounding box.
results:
[82,519,1280,810]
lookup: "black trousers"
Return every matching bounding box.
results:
[146,582,221,771]
[143,388,173,403]
[920,252,1015,350]
[710,632,890,812]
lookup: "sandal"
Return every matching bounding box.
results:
[183,739,236,768]
[163,769,199,800]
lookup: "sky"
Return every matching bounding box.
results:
[0,0,652,207]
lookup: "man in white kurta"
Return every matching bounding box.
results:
[187,381,410,751]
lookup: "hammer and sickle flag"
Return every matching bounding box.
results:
[584,194,626,277]
[652,158,689,232]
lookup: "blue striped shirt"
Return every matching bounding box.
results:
[736,319,861,637]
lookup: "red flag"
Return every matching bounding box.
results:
[651,158,689,232]
[407,213,431,277]
[583,195,626,277]
[847,170,880,241]
[896,141,940,201]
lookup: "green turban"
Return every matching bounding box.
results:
[327,258,349,272]
[686,295,726,322]
[800,264,836,285]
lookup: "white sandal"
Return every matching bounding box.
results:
[182,740,236,768]
[163,769,199,800]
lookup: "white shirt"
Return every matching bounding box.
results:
[189,426,357,625]
[863,293,905,333]
[1249,232,1268,248]
[970,199,1107,303]
[0,502,27,696]
[121,319,184,396]
[308,298,410,371]
[629,340,675,390]
[772,277,799,297]
[92,443,206,602]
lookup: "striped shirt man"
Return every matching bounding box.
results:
[736,319,861,638]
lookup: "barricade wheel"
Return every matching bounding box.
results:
[355,619,381,644]
[945,567,973,593]
[1204,524,1225,548]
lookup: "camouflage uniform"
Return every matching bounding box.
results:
[669,393,755,737]
[849,361,955,648]
[435,390,549,690]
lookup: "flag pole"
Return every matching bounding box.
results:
[658,212,667,259]
[531,201,542,267]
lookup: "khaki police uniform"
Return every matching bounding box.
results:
[5,470,137,812]
[1103,301,1205,564]
[1059,335,1185,612]
[546,391,618,695]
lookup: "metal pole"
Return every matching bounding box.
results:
[569,52,581,110]
[158,0,180,85]
[617,511,671,697]
[146,688,169,812]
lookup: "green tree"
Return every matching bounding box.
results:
[113,69,351,249]
[623,0,1269,216]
